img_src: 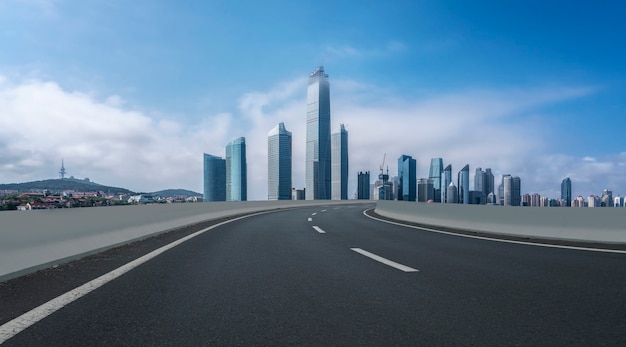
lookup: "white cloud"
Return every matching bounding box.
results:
[325,40,408,60]
[0,73,613,200]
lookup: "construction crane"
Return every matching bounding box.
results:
[379,154,389,183]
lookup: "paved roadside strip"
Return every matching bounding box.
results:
[364,208,626,254]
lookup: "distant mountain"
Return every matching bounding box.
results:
[0,178,135,195]
[150,189,202,198]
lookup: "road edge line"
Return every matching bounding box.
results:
[363,209,626,254]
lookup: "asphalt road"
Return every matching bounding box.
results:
[2,203,626,346]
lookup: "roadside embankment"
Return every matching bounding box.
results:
[375,200,626,244]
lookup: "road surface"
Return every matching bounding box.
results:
[2,203,625,345]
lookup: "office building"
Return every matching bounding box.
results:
[417,178,434,202]
[531,193,541,207]
[292,188,305,200]
[458,164,469,204]
[469,190,483,205]
[429,158,443,203]
[474,168,484,199]
[446,182,458,204]
[601,189,613,207]
[474,167,493,204]
[331,124,348,200]
[226,137,247,201]
[203,153,226,202]
[503,175,521,206]
[522,193,531,206]
[561,178,572,207]
[305,66,331,200]
[588,195,600,207]
[268,122,292,200]
[357,171,370,200]
[441,164,452,203]
[397,155,416,201]
[485,168,494,199]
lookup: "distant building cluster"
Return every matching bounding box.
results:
[366,157,622,208]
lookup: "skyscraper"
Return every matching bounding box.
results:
[485,168,495,199]
[226,137,247,201]
[397,155,416,201]
[306,66,331,200]
[561,177,572,207]
[357,171,370,200]
[268,123,292,200]
[441,164,452,203]
[474,168,485,201]
[458,164,470,204]
[429,158,443,203]
[417,178,434,202]
[331,124,348,200]
[203,153,226,202]
[447,182,458,204]
[503,175,521,206]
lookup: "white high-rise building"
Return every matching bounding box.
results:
[268,123,292,200]
[331,124,348,200]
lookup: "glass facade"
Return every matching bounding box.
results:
[268,123,292,200]
[441,164,452,203]
[331,124,348,200]
[306,66,331,200]
[561,177,572,207]
[357,171,370,199]
[226,137,247,201]
[203,153,226,202]
[429,158,443,203]
[458,164,470,204]
[397,155,416,201]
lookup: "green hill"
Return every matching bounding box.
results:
[150,189,202,197]
[0,178,135,195]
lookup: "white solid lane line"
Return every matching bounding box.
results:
[0,211,273,344]
[350,248,419,272]
[312,226,326,234]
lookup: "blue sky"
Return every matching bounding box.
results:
[1,0,626,200]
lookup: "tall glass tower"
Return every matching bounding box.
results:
[441,164,452,203]
[357,171,370,200]
[226,137,247,201]
[306,66,331,200]
[429,158,443,203]
[397,155,416,201]
[268,123,292,200]
[203,153,226,202]
[331,124,348,200]
[561,177,572,207]
[458,164,470,204]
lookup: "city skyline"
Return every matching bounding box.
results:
[2,1,626,200]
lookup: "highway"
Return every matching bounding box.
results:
[2,203,626,345]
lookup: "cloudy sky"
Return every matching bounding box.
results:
[1,0,626,200]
